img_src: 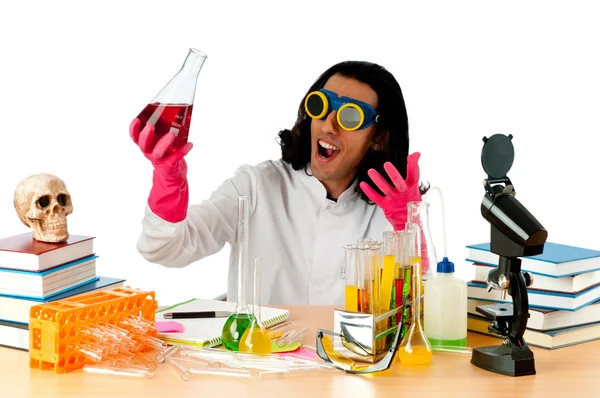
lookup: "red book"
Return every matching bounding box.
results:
[0,232,95,272]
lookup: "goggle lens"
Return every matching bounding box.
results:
[338,104,364,131]
[305,91,328,119]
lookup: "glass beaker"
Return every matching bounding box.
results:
[222,196,253,351]
[397,241,432,366]
[136,48,207,156]
[407,201,437,281]
[239,258,272,355]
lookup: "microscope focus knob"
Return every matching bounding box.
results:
[498,274,510,289]
[523,272,534,287]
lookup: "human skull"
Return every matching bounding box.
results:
[14,174,73,243]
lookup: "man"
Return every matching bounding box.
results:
[130,60,422,305]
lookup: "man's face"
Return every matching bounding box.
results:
[310,74,378,190]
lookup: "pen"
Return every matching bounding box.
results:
[163,311,232,319]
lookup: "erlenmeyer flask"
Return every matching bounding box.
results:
[407,201,437,281]
[222,196,253,351]
[136,48,207,156]
[397,238,432,366]
[239,258,272,355]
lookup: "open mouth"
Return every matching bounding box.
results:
[317,139,340,162]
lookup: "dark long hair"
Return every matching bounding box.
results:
[277,61,409,203]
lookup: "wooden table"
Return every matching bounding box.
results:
[1,306,598,398]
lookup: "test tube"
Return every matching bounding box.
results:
[431,345,473,355]
[284,354,338,371]
[83,363,152,378]
[189,367,252,380]
[156,344,181,363]
[259,367,322,378]
[396,229,415,328]
[171,355,218,369]
[277,327,309,347]
[167,358,192,381]
[130,352,158,371]
[73,342,110,363]
[111,359,155,378]
[357,239,377,314]
[344,244,359,312]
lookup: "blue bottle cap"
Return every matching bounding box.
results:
[437,257,455,273]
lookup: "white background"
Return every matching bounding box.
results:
[0,1,598,306]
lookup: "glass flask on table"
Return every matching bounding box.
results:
[397,226,432,365]
[239,258,272,355]
[221,196,253,351]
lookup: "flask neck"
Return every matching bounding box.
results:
[412,260,423,327]
[180,49,207,77]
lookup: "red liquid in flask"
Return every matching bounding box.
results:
[136,102,193,156]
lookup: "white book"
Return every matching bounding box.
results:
[467,298,600,331]
[0,257,97,297]
[473,263,600,294]
[0,320,28,351]
[155,298,290,347]
[0,276,125,324]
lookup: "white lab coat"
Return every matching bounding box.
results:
[136,159,392,306]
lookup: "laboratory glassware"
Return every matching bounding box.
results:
[222,196,254,351]
[135,48,207,156]
[239,258,272,355]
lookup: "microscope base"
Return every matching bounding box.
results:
[471,342,536,377]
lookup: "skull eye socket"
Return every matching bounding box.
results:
[38,196,50,208]
[57,194,69,206]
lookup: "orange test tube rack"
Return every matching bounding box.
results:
[29,287,158,373]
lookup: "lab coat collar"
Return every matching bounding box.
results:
[299,163,359,203]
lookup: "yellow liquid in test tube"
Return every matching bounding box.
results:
[380,255,395,312]
[397,346,433,365]
[345,285,359,312]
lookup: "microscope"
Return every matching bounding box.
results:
[471,133,548,377]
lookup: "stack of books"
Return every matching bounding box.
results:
[465,241,600,349]
[0,232,125,351]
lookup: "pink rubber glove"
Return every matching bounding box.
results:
[130,119,193,223]
[359,152,422,230]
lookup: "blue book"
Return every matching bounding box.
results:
[0,276,125,325]
[466,242,600,277]
[467,281,600,311]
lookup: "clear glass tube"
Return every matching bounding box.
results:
[344,244,359,312]
[189,367,252,380]
[167,358,191,382]
[431,345,472,355]
[73,343,109,363]
[156,344,180,363]
[131,352,157,371]
[83,363,151,378]
[259,367,322,378]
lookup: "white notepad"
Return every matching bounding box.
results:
[154,298,290,347]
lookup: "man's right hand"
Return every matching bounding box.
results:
[130,118,193,223]
[129,118,193,181]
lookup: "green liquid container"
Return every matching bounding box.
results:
[222,313,253,351]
